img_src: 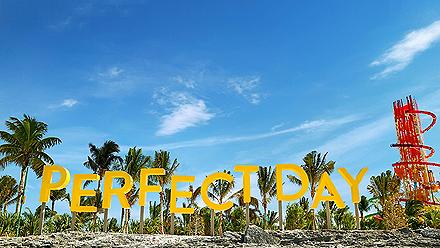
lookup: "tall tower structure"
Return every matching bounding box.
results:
[392,96,440,205]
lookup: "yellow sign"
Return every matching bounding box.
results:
[39,165,368,213]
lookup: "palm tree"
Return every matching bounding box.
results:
[233,188,260,227]
[367,170,400,209]
[0,115,61,214]
[405,199,425,228]
[288,151,335,230]
[333,206,355,230]
[0,175,19,213]
[49,189,68,212]
[113,147,151,232]
[83,140,122,226]
[358,195,371,220]
[206,170,235,237]
[266,210,278,230]
[151,150,179,234]
[186,185,201,235]
[257,166,276,229]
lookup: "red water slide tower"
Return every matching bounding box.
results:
[392,96,440,205]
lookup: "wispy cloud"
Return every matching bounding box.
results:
[228,76,262,104]
[48,17,72,31]
[89,66,142,97]
[172,75,196,88]
[271,123,285,131]
[61,99,79,107]
[99,67,124,78]
[315,116,392,157]
[371,20,440,79]
[49,98,79,109]
[154,89,215,136]
[136,115,360,150]
[157,100,214,136]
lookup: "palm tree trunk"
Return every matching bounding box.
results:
[125,209,130,233]
[325,201,331,229]
[93,177,102,231]
[278,201,283,231]
[139,206,144,234]
[38,202,46,235]
[263,202,268,229]
[51,200,55,213]
[194,213,198,235]
[219,211,223,237]
[188,214,192,235]
[160,190,164,234]
[120,208,125,227]
[103,208,108,232]
[71,212,76,231]
[170,213,174,235]
[15,166,27,214]
[245,203,250,229]
[210,209,215,236]
[311,209,316,230]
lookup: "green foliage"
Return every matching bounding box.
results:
[333,206,355,230]
[0,212,18,236]
[288,151,335,230]
[107,217,120,232]
[45,213,71,233]
[0,175,18,213]
[358,195,371,220]
[224,206,246,232]
[360,215,385,230]
[143,217,161,234]
[0,115,61,213]
[367,170,401,210]
[151,150,179,234]
[20,208,39,236]
[424,207,440,229]
[285,202,311,230]
[405,200,425,229]
[257,165,277,226]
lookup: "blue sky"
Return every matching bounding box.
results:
[1,1,440,219]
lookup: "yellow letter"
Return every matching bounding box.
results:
[311,172,345,209]
[338,167,368,203]
[39,165,70,203]
[170,175,195,214]
[139,168,165,207]
[71,174,100,213]
[102,171,134,209]
[201,172,234,211]
[234,165,259,203]
[276,164,309,201]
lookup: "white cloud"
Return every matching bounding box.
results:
[49,98,79,109]
[61,99,79,107]
[156,100,215,136]
[138,115,360,150]
[99,67,124,78]
[153,88,215,136]
[271,123,285,131]
[172,75,196,88]
[371,20,440,79]
[228,76,262,104]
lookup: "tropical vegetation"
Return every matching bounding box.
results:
[0,115,439,237]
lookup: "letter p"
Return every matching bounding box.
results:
[39,165,70,203]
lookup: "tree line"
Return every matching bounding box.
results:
[0,115,439,237]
